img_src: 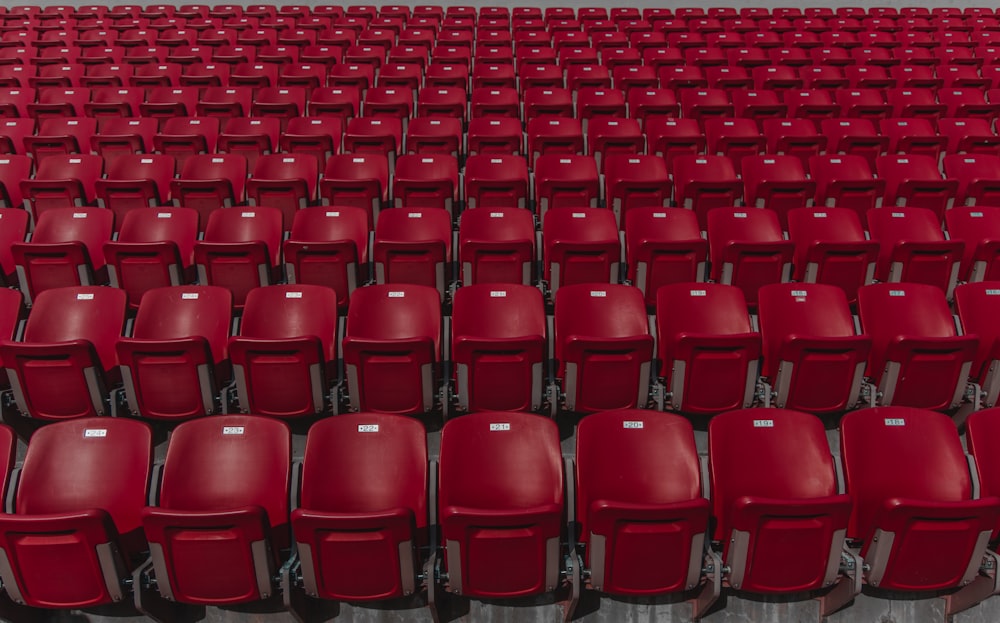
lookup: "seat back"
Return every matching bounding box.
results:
[20,154,104,222]
[786,208,877,304]
[759,283,871,412]
[464,154,529,209]
[13,207,114,305]
[707,208,794,306]
[0,207,29,284]
[868,207,963,298]
[171,153,247,222]
[283,205,369,310]
[218,117,281,170]
[555,284,653,413]
[342,284,441,415]
[542,208,621,293]
[965,407,1000,537]
[458,207,534,286]
[292,413,427,600]
[709,409,850,593]
[104,207,199,308]
[319,153,389,228]
[246,153,319,225]
[439,411,563,598]
[533,154,600,216]
[656,283,760,414]
[603,154,671,227]
[956,282,1000,406]
[671,155,742,228]
[153,116,220,172]
[577,410,708,595]
[841,407,999,591]
[229,284,338,418]
[117,285,232,420]
[809,154,885,225]
[373,207,451,298]
[194,207,282,307]
[0,418,150,608]
[141,415,291,604]
[1,286,126,419]
[945,206,1000,283]
[625,208,707,306]
[451,284,546,412]
[858,283,977,410]
[392,154,459,212]
[94,154,176,227]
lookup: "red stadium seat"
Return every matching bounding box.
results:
[319,153,389,228]
[103,207,199,308]
[170,153,247,222]
[867,207,963,298]
[0,418,149,608]
[289,414,428,602]
[858,283,977,409]
[0,286,126,419]
[841,407,999,612]
[229,284,339,418]
[758,283,872,412]
[194,207,282,306]
[655,280,760,415]
[342,283,442,415]
[787,208,877,303]
[438,411,564,598]
[451,284,546,413]
[373,207,451,297]
[707,208,793,306]
[117,285,232,420]
[283,206,369,310]
[458,207,535,286]
[554,284,653,413]
[12,207,113,304]
[139,415,291,605]
[575,410,712,600]
[709,408,856,606]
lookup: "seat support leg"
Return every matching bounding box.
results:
[692,550,722,620]
[943,549,1000,618]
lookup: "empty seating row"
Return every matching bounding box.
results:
[3,407,1000,621]
[3,279,998,422]
[3,5,1000,21]
[9,14,1000,50]
[5,146,1000,230]
[6,85,1000,127]
[10,113,1000,174]
[11,199,1000,320]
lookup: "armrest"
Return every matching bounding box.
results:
[588,497,710,536]
[563,334,654,361]
[670,332,760,363]
[806,239,879,262]
[723,239,795,264]
[230,335,326,362]
[779,334,871,361]
[342,335,438,361]
[440,503,563,531]
[0,338,102,370]
[885,334,978,362]
[877,496,1000,532]
[141,505,269,543]
[291,506,413,539]
[104,240,183,266]
[0,508,118,543]
[452,335,545,362]
[890,239,964,260]
[731,494,851,533]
